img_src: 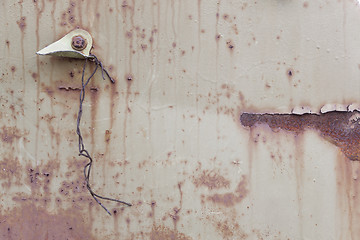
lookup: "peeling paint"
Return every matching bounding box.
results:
[241,111,360,161]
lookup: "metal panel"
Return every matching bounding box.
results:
[1,0,360,239]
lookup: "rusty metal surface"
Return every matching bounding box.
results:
[241,111,360,161]
[1,0,360,239]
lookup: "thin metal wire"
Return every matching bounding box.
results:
[76,55,132,216]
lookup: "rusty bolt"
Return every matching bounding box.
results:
[71,35,87,51]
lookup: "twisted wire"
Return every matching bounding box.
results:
[76,55,132,216]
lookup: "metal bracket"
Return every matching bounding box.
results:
[36,29,93,59]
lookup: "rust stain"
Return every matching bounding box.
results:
[287,68,294,81]
[60,158,97,209]
[0,126,21,144]
[16,16,26,31]
[42,114,61,147]
[240,111,360,161]
[170,183,183,231]
[0,203,95,239]
[31,72,38,80]
[105,129,112,142]
[335,155,360,238]
[148,200,156,222]
[26,160,60,194]
[150,225,192,240]
[60,1,77,27]
[0,157,22,188]
[193,170,230,190]
[207,175,248,207]
[226,39,234,51]
[216,220,248,240]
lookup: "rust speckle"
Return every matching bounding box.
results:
[126,74,133,81]
[226,40,234,51]
[26,160,60,193]
[216,220,247,239]
[1,126,21,144]
[240,111,360,161]
[193,170,230,190]
[287,68,294,80]
[0,157,22,188]
[150,225,192,240]
[60,1,77,27]
[122,0,128,8]
[215,34,221,41]
[207,175,248,207]
[5,40,10,48]
[31,73,38,79]
[303,2,309,8]
[172,42,177,48]
[0,203,95,239]
[17,17,26,31]
[105,129,111,142]
[126,31,133,38]
[141,44,148,51]
[10,66,16,73]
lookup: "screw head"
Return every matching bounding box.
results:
[71,35,87,51]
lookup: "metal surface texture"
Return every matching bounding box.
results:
[1,0,360,239]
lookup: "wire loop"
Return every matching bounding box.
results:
[76,56,132,216]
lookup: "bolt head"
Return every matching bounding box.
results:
[71,35,87,51]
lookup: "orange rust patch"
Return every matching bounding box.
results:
[193,170,230,190]
[207,175,248,207]
[0,203,95,239]
[150,225,192,240]
[240,111,360,161]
